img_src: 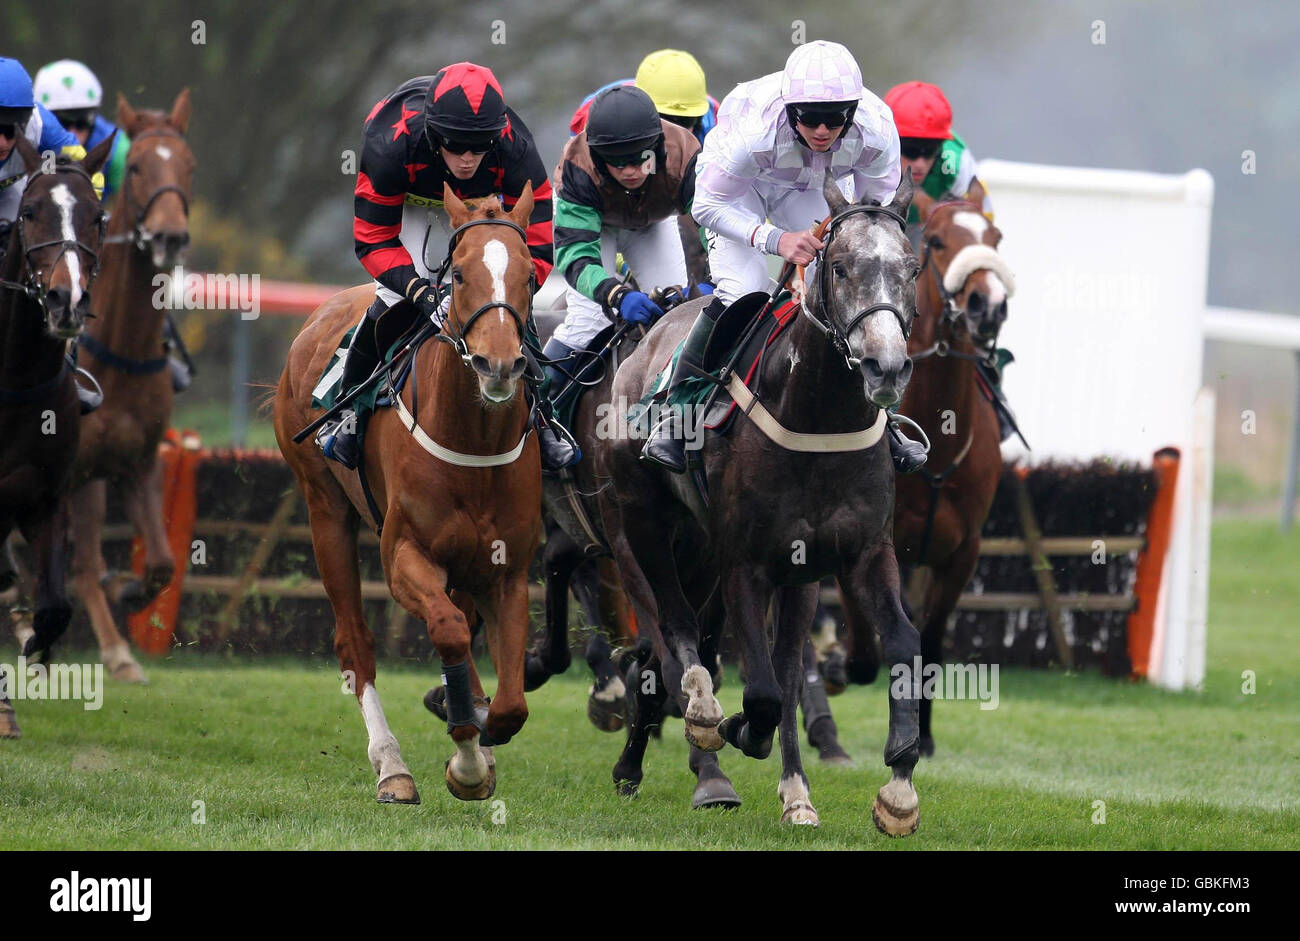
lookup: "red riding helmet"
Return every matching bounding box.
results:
[884,81,953,140]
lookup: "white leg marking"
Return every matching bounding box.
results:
[778,773,819,826]
[359,684,409,780]
[681,663,723,724]
[449,736,488,785]
[50,183,82,308]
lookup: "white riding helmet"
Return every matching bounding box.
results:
[781,41,863,104]
[34,59,102,112]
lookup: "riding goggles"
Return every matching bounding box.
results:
[900,137,943,160]
[789,104,855,129]
[439,136,495,155]
[55,109,97,132]
[0,123,16,140]
[595,147,653,168]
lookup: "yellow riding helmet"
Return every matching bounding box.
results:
[635,49,708,118]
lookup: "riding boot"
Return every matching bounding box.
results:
[541,336,579,399]
[640,294,724,473]
[888,417,928,474]
[162,314,193,393]
[316,300,384,469]
[524,333,580,471]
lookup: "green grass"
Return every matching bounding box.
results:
[173,399,278,450]
[1,518,1297,850]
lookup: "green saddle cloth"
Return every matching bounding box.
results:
[310,327,407,421]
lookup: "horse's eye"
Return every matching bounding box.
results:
[909,263,922,282]
[452,267,464,284]
[928,236,944,251]
[832,262,847,279]
[20,207,35,221]
[128,164,141,175]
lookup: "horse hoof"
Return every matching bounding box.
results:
[781,801,820,827]
[0,702,20,740]
[114,578,151,614]
[444,759,496,802]
[918,735,935,758]
[683,720,724,752]
[872,780,920,837]
[586,676,626,732]
[820,652,848,695]
[523,652,552,692]
[818,749,856,768]
[691,777,741,810]
[423,686,448,721]
[376,773,420,804]
[615,778,640,798]
[102,645,148,684]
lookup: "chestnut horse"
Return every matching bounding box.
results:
[891,200,1015,755]
[0,136,113,737]
[274,185,541,804]
[66,90,195,684]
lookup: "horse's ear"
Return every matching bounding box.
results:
[823,170,849,215]
[81,130,116,179]
[508,181,534,230]
[444,183,470,227]
[885,172,914,218]
[117,93,138,133]
[16,135,42,177]
[169,88,192,135]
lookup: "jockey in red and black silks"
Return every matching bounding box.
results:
[318,62,578,471]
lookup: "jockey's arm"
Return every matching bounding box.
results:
[693,135,783,255]
[554,160,623,312]
[352,121,430,305]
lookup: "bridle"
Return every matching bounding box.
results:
[911,205,1003,366]
[102,127,191,251]
[429,215,535,367]
[797,203,913,371]
[0,162,107,315]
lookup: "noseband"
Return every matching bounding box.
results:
[912,208,1007,365]
[430,216,535,367]
[799,203,912,371]
[103,128,192,251]
[0,163,107,315]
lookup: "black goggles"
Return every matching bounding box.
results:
[790,104,854,129]
[439,135,493,155]
[55,110,96,131]
[596,148,652,168]
[900,138,943,160]
[0,123,16,140]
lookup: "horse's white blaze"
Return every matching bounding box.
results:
[155,145,172,161]
[50,183,82,308]
[952,210,989,241]
[359,683,409,780]
[482,238,509,325]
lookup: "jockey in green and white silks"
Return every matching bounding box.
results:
[640,41,928,475]
[884,81,1018,444]
[544,86,700,392]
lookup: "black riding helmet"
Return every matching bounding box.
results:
[424,62,508,149]
[586,85,664,176]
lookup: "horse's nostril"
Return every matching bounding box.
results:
[862,358,884,380]
[510,355,527,379]
[470,354,492,377]
[899,359,913,386]
[967,292,986,315]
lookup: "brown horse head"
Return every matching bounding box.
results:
[9,133,112,338]
[917,201,1015,344]
[116,89,194,268]
[441,181,535,405]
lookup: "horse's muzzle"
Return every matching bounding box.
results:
[44,287,86,339]
[151,231,191,269]
[861,355,913,408]
[472,353,527,404]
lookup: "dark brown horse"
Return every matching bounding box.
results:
[67,90,195,684]
[892,200,1014,755]
[588,174,924,831]
[0,135,114,737]
[274,185,542,803]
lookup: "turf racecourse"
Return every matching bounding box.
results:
[1,519,1296,850]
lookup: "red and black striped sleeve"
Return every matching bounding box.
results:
[353,95,423,299]
[497,109,554,286]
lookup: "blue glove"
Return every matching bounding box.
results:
[618,290,664,326]
[695,282,715,296]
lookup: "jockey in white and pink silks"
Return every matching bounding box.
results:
[641,40,927,474]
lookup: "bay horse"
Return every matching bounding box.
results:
[891,200,1014,755]
[274,184,541,804]
[66,90,195,684]
[0,134,113,737]
[591,172,924,831]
